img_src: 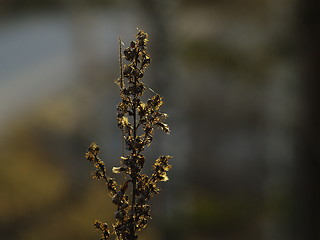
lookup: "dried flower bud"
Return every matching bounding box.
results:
[106,177,117,195]
[94,220,110,240]
[123,65,133,77]
[92,170,104,179]
[156,122,171,134]
[124,48,135,61]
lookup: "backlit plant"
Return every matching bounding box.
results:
[85,30,172,240]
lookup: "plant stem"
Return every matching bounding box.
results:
[131,70,138,239]
[119,37,125,156]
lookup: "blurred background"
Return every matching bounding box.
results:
[0,0,319,240]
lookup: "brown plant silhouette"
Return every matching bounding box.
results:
[85,30,172,240]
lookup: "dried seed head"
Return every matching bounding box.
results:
[85,30,171,240]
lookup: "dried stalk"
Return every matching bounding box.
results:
[85,30,172,240]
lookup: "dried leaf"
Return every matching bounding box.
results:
[112,166,127,174]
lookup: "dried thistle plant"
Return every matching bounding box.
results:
[85,30,172,240]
